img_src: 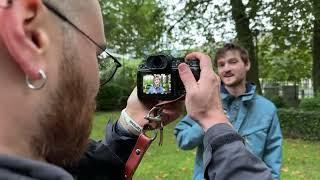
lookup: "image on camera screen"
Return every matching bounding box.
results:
[143,74,171,94]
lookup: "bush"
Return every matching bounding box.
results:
[96,61,139,111]
[268,95,287,108]
[299,96,320,111]
[278,109,320,140]
[97,84,131,111]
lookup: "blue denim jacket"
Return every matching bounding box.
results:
[174,83,282,180]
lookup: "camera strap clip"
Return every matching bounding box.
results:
[144,106,164,146]
[144,95,185,146]
[144,106,164,122]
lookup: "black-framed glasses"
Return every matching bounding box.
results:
[42,1,122,86]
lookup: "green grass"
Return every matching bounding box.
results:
[92,112,320,180]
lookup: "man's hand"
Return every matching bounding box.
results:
[125,88,183,128]
[178,52,231,131]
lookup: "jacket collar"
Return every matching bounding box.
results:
[221,82,256,102]
[0,154,72,180]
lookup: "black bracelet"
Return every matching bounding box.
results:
[211,133,244,152]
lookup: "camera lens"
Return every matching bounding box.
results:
[153,57,163,68]
[146,55,167,69]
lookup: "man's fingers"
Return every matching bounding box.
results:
[186,52,219,87]
[178,63,197,93]
[185,52,213,73]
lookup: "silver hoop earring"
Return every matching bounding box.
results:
[26,69,47,90]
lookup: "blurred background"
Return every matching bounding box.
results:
[94,0,320,179]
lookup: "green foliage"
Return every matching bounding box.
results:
[266,0,320,94]
[165,0,270,44]
[268,0,313,51]
[166,0,314,85]
[268,95,286,108]
[100,0,166,57]
[96,60,141,111]
[92,112,320,179]
[279,109,320,140]
[312,0,320,94]
[299,96,320,111]
[264,0,319,93]
[166,0,265,91]
[258,35,312,81]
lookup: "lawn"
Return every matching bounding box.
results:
[92,112,320,180]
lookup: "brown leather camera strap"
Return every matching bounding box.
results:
[124,95,185,179]
[124,133,152,180]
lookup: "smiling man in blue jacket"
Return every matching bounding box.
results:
[175,43,283,180]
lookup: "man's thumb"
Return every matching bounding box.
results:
[178,63,196,92]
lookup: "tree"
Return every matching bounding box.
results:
[312,0,320,94]
[259,35,312,82]
[268,0,319,94]
[229,0,261,93]
[165,0,277,93]
[100,0,166,57]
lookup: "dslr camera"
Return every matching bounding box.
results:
[137,54,200,100]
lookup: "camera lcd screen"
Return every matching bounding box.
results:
[143,74,171,94]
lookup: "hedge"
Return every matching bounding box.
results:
[96,61,139,111]
[278,109,320,140]
[299,96,320,111]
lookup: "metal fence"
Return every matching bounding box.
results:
[261,79,314,99]
[260,79,314,107]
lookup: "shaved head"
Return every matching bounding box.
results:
[43,0,99,25]
[43,0,105,48]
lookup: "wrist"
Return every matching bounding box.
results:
[124,108,149,127]
[118,109,144,136]
[200,111,231,131]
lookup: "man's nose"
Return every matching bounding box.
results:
[222,63,231,72]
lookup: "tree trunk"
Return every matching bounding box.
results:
[230,0,261,94]
[312,0,320,95]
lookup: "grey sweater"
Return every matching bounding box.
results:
[203,124,273,180]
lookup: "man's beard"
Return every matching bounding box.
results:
[32,53,96,167]
[223,75,246,88]
[225,78,243,87]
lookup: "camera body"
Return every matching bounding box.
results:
[137,54,200,100]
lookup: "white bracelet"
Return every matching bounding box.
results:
[118,109,143,136]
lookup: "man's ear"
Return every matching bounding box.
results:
[0,0,49,80]
[245,60,251,72]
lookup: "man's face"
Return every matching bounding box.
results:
[217,50,250,87]
[154,77,160,86]
[33,0,106,166]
